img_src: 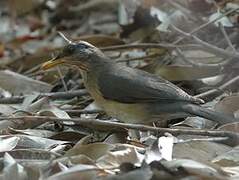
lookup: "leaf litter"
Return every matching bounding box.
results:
[0,0,238,179]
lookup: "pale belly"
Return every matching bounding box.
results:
[98,99,149,124]
[85,84,183,125]
[94,97,188,125]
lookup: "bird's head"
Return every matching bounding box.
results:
[42,39,109,72]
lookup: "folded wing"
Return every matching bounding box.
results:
[97,65,202,104]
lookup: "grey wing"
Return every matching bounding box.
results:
[97,66,202,104]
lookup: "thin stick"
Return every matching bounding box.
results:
[57,66,68,92]
[1,115,238,145]
[195,75,239,99]
[171,24,239,59]
[58,31,73,44]
[219,23,236,52]
[173,7,239,44]
[101,43,200,51]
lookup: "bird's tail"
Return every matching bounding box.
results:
[181,103,237,124]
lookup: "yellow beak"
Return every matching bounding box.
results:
[42,57,89,72]
[41,58,66,70]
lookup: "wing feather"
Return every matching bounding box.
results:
[97,65,201,104]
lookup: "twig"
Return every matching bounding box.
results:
[1,116,238,145]
[0,89,88,104]
[171,24,239,59]
[65,109,103,115]
[57,66,68,92]
[173,7,239,44]
[58,31,73,44]
[219,23,236,52]
[175,48,198,67]
[69,0,117,13]
[101,43,200,51]
[23,64,42,76]
[179,137,229,143]
[167,0,196,22]
[195,75,239,99]
[175,47,231,69]
[116,54,160,63]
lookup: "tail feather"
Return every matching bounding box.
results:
[182,104,237,124]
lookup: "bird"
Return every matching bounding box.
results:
[42,39,236,126]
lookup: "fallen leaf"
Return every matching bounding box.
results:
[0,70,52,95]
